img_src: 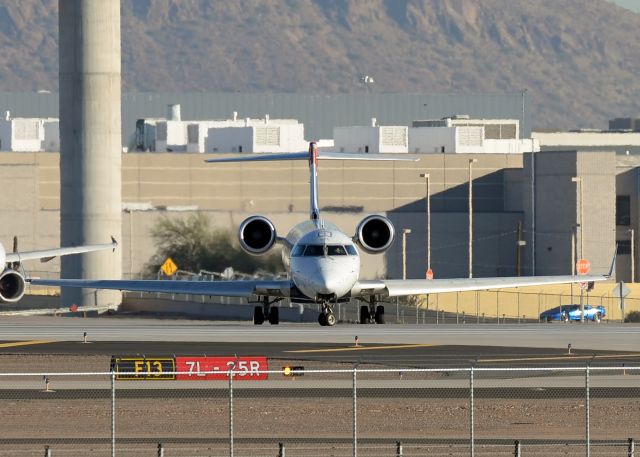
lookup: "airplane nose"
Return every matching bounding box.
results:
[312,265,350,296]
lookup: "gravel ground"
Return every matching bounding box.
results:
[0,354,637,456]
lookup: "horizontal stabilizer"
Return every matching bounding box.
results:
[205,152,308,163]
[206,151,418,163]
[6,238,118,264]
[320,152,418,161]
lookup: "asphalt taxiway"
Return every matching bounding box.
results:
[0,316,637,351]
[1,340,640,368]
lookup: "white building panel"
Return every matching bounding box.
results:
[533,131,640,147]
[410,118,536,154]
[278,123,308,152]
[482,139,540,154]
[409,127,455,153]
[334,126,408,153]
[186,123,207,153]
[42,120,60,151]
[0,120,11,151]
[206,127,254,153]
[0,116,61,152]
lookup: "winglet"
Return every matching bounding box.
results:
[607,245,617,278]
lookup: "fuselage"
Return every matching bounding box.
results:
[282,219,360,301]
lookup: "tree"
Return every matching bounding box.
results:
[144,213,282,277]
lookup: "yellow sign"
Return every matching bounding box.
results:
[111,357,176,380]
[161,257,178,276]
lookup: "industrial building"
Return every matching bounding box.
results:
[0,145,636,306]
[410,116,538,154]
[0,91,532,148]
[136,105,308,154]
[0,112,59,152]
[533,117,640,155]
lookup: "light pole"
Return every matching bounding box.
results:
[402,228,412,280]
[571,176,584,322]
[468,159,478,278]
[521,88,527,139]
[419,173,431,274]
[125,208,133,279]
[630,228,635,282]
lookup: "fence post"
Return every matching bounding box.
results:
[629,438,635,457]
[514,440,521,457]
[353,367,358,457]
[111,371,115,457]
[229,364,235,457]
[396,441,403,457]
[157,443,164,457]
[278,442,285,457]
[470,367,475,457]
[585,364,590,457]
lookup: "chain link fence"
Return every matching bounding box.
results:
[0,366,637,456]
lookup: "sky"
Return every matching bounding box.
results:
[609,0,640,13]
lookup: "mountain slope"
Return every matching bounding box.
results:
[0,0,638,129]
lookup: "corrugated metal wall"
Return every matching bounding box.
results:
[0,91,530,147]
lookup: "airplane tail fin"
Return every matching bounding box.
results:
[206,142,418,220]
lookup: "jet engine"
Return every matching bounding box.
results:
[354,215,395,254]
[238,216,277,255]
[0,269,26,303]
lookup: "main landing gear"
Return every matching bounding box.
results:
[359,297,385,324]
[253,297,281,325]
[318,302,338,326]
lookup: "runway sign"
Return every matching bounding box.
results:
[112,357,176,380]
[175,357,269,380]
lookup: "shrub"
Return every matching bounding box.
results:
[144,213,282,277]
[624,310,640,323]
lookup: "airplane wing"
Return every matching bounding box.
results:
[27,278,294,298]
[7,238,118,264]
[352,274,610,297]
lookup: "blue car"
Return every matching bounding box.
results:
[540,304,606,322]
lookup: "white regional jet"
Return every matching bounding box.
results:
[30,143,611,326]
[0,236,117,304]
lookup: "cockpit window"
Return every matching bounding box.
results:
[297,244,357,256]
[327,245,347,255]
[291,245,305,257]
[303,245,325,256]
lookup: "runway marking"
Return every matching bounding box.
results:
[284,344,435,353]
[480,353,640,363]
[0,340,55,348]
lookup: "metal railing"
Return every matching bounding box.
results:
[0,366,637,456]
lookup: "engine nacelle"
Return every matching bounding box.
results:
[0,269,25,303]
[354,215,395,254]
[238,216,277,255]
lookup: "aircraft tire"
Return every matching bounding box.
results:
[268,307,280,325]
[253,306,265,325]
[326,313,337,326]
[375,305,385,324]
[318,313,327,326]
[359,305,369,324]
